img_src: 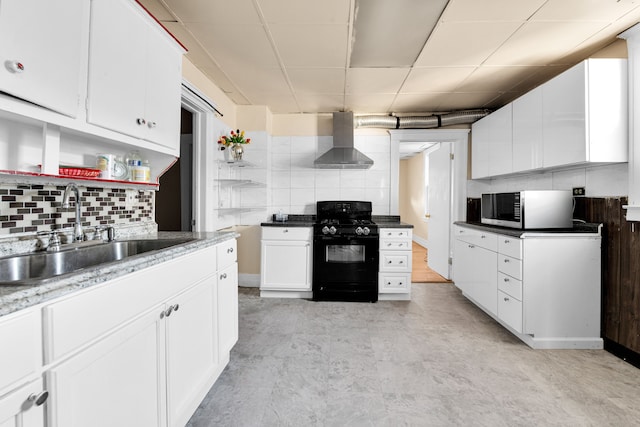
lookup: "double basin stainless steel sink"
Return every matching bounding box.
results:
[0,238,197,286]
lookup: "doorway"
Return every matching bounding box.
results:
[156,108,193,231]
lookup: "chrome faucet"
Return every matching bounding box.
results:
[62,183,84,242]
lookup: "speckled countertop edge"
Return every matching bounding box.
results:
[0,231,239,317]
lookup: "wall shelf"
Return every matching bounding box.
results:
[215,179,265,188]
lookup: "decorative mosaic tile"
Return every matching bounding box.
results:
[0,183,155,235]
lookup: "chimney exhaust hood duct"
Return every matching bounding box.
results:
[354,109,490,129]
[314,112,373,169]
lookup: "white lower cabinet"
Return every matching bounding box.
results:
[0,378,46,427]
[453,224,602,349]
[41,239,237,427]
[378,228,412,299]
[260,227,312,297]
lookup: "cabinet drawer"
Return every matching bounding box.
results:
[455,227,497,251]
[498,290,523,333]
[498,236,522,259]
[379,273,411,293]
[380,240,411,251]
[498,254,522,279]
[262,226,312,241]
[217,239,237,269]
[380,228,412,240]
[379,252,411,272]
[0,309,42,394]
[498,272,522,300]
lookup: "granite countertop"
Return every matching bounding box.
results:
[454,221,602,237]
[261,214,414,228]
[0,230,238,317]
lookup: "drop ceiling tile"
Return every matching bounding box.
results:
[484,21,613,66]
[249,92,300,113]
[415,21,523,66]
[268,24,349,67]
[438,92,504,110]
[441,0,546,21]
[345,94,396,114]
[162,0,261,24]
[258,0,350,24]
[287,68,345,94]
[455,65,545,92]
[296,93,345,113]
[390,93,449,113]
[532,0,640,22]
[402,67,475,93]
[187,23,280,69]
[346,68,411,94]
[229,67,291,95]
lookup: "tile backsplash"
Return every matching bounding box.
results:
[0,183,155,236]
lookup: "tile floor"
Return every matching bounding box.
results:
[186,284,640,426]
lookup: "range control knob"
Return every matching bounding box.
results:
[328,226,337,235]
[355,227,364,235]
[322,226,330,235]
[363,227,370,235]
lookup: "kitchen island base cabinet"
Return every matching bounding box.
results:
[453,224,602,349]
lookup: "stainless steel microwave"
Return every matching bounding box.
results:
[481,190,573,229]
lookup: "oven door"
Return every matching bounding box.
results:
[312,234,379,301]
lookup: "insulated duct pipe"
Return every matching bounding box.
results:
[354,109,490,129]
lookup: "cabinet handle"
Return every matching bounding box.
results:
[173,303,180,312]
[220,273,227,280]
[147,121,157,128]
[399,260,403,264]
[387,281,391,285]
[28,391,49,406]
[6,60,25,73]
[399,282,403,285]
[503,259,510,263]
[164,306,174,317]
[503,277,510,282]
[504,239,510,244]
[504,297,510,302]
[388,261,392,264]
[227,247,234,253]
[136,118,146,125]
[468,244,475,248]
[283,229,289,233]
[387,243,392,247]
[481,235,486,239]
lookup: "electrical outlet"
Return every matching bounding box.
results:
[573,187,585,197]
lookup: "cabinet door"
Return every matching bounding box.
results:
[47,307,166,427]
[218,263,239,357]
[453,239,497,315]
[143,24,183,151]
[165,277,218,427]
[87,0,147,140]
[260,240,312,290]
[0,0,85,117]
[471,116,490,179]
[488,104,513,176]
[543,62,587,167]
[0,378,46,427]
[512,86,543,172]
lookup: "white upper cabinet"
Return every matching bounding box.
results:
[488,103,513,176]
[471,115,490,179]
[87,0,184,153]
[543,59,627,168]
[0,0,86,117]
[471,58,627,179]
[512,85,543,173]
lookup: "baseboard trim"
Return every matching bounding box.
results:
[413,235,428,249]
[239,273,260,288]
[604,338,640,369]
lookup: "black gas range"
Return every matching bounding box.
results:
[312,201,379,302]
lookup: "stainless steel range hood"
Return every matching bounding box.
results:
[314,112,373,169]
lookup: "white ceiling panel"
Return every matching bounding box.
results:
[441,0,547,22]
[455,65,545,92]
[295,93,345,113]
[532,0,640,22]
[268,24,349,67]
[257,0,351,24]
[345,93,396,114]
[346,68,411,94]
[162,0,261,24]
[402,67,476,93]
[287,68,345,94]
[391,93,449,112]
[415,21,524,67]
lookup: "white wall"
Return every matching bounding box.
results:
[467,163,628,199]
